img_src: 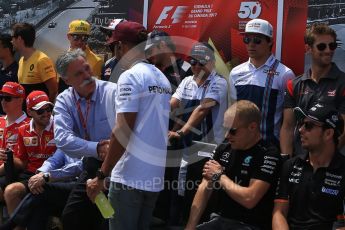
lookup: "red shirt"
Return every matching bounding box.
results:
[0,114,30,164]
[16,118,56,173]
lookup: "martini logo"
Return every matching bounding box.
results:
[155,6,189,25]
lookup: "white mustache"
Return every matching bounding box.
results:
[80,76,96,87]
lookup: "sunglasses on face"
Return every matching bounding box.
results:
[33,106,53,115]
[243,36,263,45]
[299,120,323,132]
[223,126,239,136]
[190,58,208,66]
[315,42,337,51]
[72,34,89,42]
[0,96,18,102]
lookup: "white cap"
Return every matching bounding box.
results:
[244,19,273,38]
[100,18,126,32]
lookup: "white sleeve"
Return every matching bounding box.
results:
[172,79,185,101]
[204,77,228,104]
[228,71,237,101]
[116,71,142,113]
[280,68,296,92]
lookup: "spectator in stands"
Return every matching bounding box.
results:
[145,30,192,93]
[99,18,126,81]
[168,42,228,220]
[0,149,82,230]
[280,23,345,156]
[185,100,281,230]
[11,23,58,102]
[3,90,56,215]
[0,82,29,200]
[54,48,116,230]
[59,20,104,92]
[0,33,18,115]
[229,18,295,149]
[273,103,345,229]
[86,21,171,230]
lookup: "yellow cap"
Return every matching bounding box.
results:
[68,20,91,35]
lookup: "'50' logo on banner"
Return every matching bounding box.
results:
[238,2,262,19]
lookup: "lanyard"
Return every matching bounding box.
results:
[73,91,91,140]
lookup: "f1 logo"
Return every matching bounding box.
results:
[156,6,188,24]
[238,2,262,19]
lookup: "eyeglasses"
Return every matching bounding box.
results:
[72,34,89,42]
[299,121,323,132]
[33,106,53,115]
[0,96,18,102]
[315,42,337,51]
[243,36,263,45]
[190,58,208,66]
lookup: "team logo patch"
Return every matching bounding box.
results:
[0,129,4,138]
[220,152,230,163]
[321,186,339,196]
[327,89,336,97]
[24,137,38,146]
[31,137,37,145]
[24,137,30,146]
[242,156,252,167]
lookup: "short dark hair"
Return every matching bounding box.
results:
[12,23,36,47]
[0,33,14,55]
[304,23,337,46]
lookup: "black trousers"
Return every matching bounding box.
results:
[62,157,108,230]
[3,181,75,230]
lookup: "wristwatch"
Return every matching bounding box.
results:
[96,169,107,180]
[211,170,223,183]
[43,172,50,183]
[176,130,185,138]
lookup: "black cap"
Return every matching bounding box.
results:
[144,30,175,51]
[190,42,215,62]
[294,103,344,135]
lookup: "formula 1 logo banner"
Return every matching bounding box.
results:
[148,0,233,68]
[148,0,308,75]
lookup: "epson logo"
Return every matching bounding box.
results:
[321,186,339,196]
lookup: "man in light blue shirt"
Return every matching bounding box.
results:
[0,149,83,230]
[54,49,116,230]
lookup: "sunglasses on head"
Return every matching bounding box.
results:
[33,106,53,115]
[0,95,18,102]
[315,42,337,51]
[72,34,89,42]
[190,58,208,66]
[299,120,324,132]
[243,36,263,45]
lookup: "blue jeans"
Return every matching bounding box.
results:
[108,182,159,230]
